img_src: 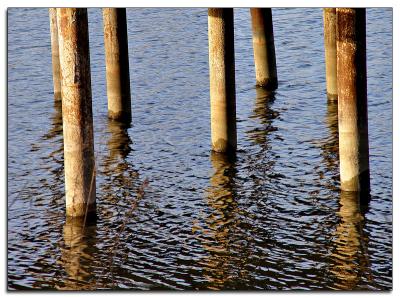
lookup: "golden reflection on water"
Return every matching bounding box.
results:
[57,217,97,290]
[194,152,250,290]
[321,100,372,289]
[329,191,372,289]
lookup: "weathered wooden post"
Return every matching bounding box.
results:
[208,8,237,153]
[323,8,338,101]
[49,8,61,101]
[103,8,132,123]
[250,8,278,89]
[57,8,96,217]
[336,8,370,194]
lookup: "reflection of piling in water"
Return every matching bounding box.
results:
[204,152,236,289]
[49,8,61,101]
[248,87,277,146]
[107,120,132,161]
[326,99,338,137]
[329,190,371,289]
[320,99,339,176]
[43,99,63,141]
[103,8,132,123]
[101,119,137,198]
[58,216,97,290]
[57,8,96,217]
[254,87,276,118]
[208,152,236,208]
[336,8,370,194]
[323,8,337,101]
[195,152,250,289]
[250,8,278,90]
[208,8,237,154]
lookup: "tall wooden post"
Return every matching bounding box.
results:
[323,8,338,101]
[49,8,61,101]
[103,8,132,123]
[336,8,370,194]
[208,8,237,153]
[250,8,278,90]
[57,8,96,217]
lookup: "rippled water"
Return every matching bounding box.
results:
[8,8,392,290]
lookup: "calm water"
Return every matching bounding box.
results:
[8,8,392,290]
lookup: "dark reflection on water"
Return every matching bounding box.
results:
[99,119,138,203]
[42,100,63,141]
[107,120,132,160]
[43,100,65,208]
[248,87,278,146]
[321,100,339,180]
[8,8,392,291]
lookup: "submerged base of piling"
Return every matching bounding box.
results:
[256,78,278,90]
[54,91,62,101]
[327,92,338,101]
[108,110,132,123]
[65,211,97,226]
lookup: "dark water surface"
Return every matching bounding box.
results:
[8,8,392,290]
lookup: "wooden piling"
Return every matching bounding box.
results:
[336,8,370,193]
[49,8,61,101]
[250,8,278,89]
[103,8,132,123]
[208,8,237,153]
[57,8,96,217]
[323,8,338,101]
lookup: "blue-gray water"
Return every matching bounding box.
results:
[8,8,392,290]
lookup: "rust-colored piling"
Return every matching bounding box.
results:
[57,8,96,217]
[49,8,61,100]
[250,8,278,89]
[336,8,370,193]
[323,8,338,101]
[208,8,237,153]
[103,8,132,123]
